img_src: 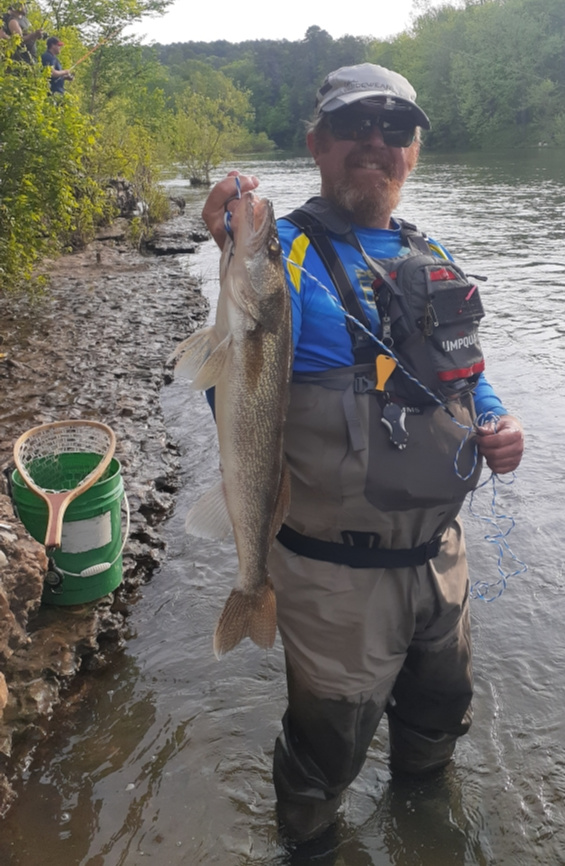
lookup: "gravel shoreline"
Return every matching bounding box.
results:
[0,212,210,815]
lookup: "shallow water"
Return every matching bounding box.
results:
[2,149,565,865]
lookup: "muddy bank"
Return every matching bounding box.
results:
[0,212,210,815]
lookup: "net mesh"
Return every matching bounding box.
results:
[17,424,114,494]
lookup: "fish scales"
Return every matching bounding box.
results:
[173,193,292,658]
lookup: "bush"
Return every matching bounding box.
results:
[0,46,106,293]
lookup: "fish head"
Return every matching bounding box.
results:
[232,193,285,302]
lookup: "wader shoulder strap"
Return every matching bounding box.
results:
[276,523,441,569]
[282,202,439,376]
[284,204,376,365]
[397,219,432,255]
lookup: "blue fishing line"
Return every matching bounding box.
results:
[467,471,528,601]
[283,254,527,600]
[283,255,449,407]
[223,175,242,237]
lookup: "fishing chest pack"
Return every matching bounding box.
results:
[283,197,486,408]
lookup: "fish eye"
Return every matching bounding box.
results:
[268,237,281,258]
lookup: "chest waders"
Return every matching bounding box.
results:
[271,200,480,843]
[276,197,485,563]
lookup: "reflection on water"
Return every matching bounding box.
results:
[2,149,565,865]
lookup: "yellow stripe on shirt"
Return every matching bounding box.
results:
[285,233,311,293]
[427,242,449,260]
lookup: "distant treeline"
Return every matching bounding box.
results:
[2,0,563,293]
[154,0,565,151]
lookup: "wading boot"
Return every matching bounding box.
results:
[388,710,458,775]
[277,795,341,845]
[274,724,342,843]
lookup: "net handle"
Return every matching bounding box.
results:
[13,420,117,550]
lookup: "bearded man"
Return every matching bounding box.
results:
[201,63,524,849]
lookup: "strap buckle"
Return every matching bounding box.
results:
[341,530,381,548]
[354,374,375,393]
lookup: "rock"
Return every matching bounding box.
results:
[105,178,141,218]
[169,196,186,214]
[95,218,129,241]
[143,217,210,257]
[0,205,210,816]
[0,496,45,666]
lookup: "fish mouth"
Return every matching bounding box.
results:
[237,194,276,251]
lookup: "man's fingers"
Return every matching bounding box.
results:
[202,172,260,249]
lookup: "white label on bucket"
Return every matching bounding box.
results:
[61,512,112,554]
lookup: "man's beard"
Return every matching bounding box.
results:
[324,150,404,226]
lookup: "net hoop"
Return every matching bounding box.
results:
[13,420,117,549]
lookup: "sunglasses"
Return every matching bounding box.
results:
[326,111,417,148]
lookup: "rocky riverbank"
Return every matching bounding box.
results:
[0,209,210,816]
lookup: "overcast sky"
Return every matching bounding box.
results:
[127,0,452,45]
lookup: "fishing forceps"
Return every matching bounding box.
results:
[223,176,242,238]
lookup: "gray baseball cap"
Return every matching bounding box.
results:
[315,63,431,130]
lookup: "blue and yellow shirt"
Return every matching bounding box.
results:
[277,215,506,418]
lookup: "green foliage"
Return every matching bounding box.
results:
[3,0,565,294]
[154,1,565,152]
[157,28,371,149]
[373,0,565,150]
[127,178,170,249]
[0,47,106,292]
[92,95,171,237]
[0,1,175,293]
[40,0,172,38]
[169,80,255,185]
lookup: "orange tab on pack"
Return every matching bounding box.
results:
[375,354,397,391]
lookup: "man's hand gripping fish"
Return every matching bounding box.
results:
[173,193,292,658]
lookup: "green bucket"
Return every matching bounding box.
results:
[11,455,127,606]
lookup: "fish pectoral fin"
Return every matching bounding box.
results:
[190,334,232,391]
[213,581,277,658]
[172,326,218,382]
[185,480,232,539]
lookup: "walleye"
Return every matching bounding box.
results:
[173,193,292,658]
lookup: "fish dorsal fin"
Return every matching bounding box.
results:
[185,479,232,539]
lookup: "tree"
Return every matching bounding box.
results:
[0,44,106,291]
[38,0,172,38]
[169,83,254,185]
[36,0,172,115]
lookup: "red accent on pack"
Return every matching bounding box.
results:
[430,267,457,282]
[438,361,485,382]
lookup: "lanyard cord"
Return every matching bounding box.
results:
[283,252,527,599]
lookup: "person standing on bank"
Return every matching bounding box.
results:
[201,63,524,847]
[2,4,44,63]
[41,36,73,94]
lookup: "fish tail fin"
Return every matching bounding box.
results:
[213,581,277,659]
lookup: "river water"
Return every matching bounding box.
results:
[2,150,565,865]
